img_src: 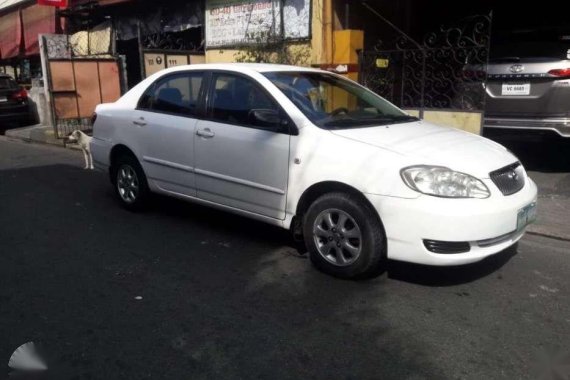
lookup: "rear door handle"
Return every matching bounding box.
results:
[196,128,215,138]
[133,118,146,127]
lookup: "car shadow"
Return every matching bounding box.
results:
[148,193,520,286]
[386,243,518,286]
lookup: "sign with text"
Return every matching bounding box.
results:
[143,54,166,77]
[205,0,310,48]
[143,53,204,78]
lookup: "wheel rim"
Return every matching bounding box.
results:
[313,208,362,267]
[117,164,139,204]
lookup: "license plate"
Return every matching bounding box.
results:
[502,83,530,96]
[0,96,6,102]
[517,202,537,231]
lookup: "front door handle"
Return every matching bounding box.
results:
[196,128,215,138]
[133,118,146,127]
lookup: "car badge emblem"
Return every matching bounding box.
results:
[509,64,524,73]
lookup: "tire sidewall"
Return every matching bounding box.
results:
[112,155,148,211]
[303,193,386,279]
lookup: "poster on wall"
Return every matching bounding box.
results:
[283,0,310,39]
[205,0,310,48]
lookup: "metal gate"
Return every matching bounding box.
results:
[46,58,122,138]
[359,14,492,124]
[40,32,124,139]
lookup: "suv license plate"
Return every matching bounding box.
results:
[517,202,537,231]
[502,83,530,96]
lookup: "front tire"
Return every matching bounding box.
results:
[112,154,149,211]
[303,192,386,279]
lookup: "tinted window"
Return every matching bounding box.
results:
[0,77,17,90]
[209,73,280,128]
[139,72,204,116]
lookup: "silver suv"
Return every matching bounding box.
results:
[484,37,570,138]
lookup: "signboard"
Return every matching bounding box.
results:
[205,0,310,48]
[143,53,205,78]
[144,54,166,77]
[37,0,68,7]
[165,55,189,68]
[283,0,310,39]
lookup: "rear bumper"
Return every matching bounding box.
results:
[484,117,570,138]
[0,104,31,122]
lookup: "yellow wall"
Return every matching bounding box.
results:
[404,109,482,135]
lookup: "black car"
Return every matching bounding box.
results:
[0,74,35,126]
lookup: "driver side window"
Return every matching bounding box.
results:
[209,73,282,129]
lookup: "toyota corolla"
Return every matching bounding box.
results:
[90,64,538,279]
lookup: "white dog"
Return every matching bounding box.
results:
[67,130,94,170]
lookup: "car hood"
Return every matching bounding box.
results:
[330,121,517,178]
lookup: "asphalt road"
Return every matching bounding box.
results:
[0,137,569,380]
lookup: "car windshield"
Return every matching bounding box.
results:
[263,71,417,129]
[0,77,17,89]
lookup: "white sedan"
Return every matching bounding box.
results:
[91,63,537,279]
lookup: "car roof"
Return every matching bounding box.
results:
[162,63,325,75]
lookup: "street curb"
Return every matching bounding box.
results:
[527,227,570,242]
[4,126,82,151]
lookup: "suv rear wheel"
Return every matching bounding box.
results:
[303,192,386,279]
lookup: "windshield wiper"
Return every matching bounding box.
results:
[323,114,419,128]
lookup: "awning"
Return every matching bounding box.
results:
[0,0,31,12]
[0,10,22,59]
[22,4,56,56]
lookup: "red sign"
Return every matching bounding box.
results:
[37,0,68,7]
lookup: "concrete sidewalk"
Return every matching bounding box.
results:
[526,171,570,241]
[3,125,569,242]
[4,124,64,146]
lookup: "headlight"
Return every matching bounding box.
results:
[401,166,490,198]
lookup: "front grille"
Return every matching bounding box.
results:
[423,240,471,254]
[490,162,525,196]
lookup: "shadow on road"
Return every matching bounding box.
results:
[0,163,449,379]
[387,244,518,286]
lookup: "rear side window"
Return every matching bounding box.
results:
[0,77,17,89]
[138,72,204,117]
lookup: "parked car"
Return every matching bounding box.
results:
[484,33,570,138]
[91,64,537,279]
[0,74,35,126]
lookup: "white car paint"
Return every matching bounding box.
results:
[91,63,537,266]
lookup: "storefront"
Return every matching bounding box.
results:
[0,0,63,86]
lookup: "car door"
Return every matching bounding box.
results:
[136,71,205,196]
[194,72,292,220]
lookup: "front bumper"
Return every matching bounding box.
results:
[484,117,570,138]
[366,177,538,266]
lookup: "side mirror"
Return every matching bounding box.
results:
[249,109,289,131]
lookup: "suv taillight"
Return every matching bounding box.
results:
[548,68,570,78]
[10,88,28,101]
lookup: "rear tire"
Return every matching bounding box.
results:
[303,192,386,279]
[111,154,149,211]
